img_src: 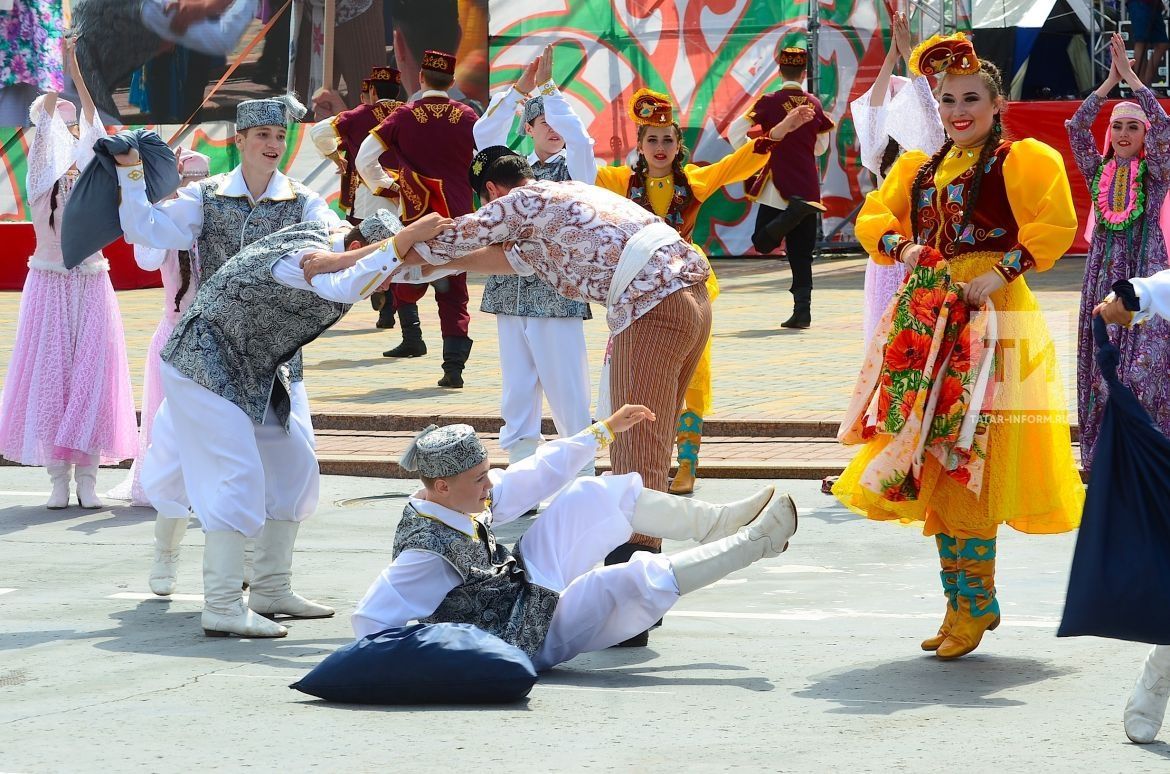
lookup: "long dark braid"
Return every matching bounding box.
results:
[909,138,954,243]
[48,180,61,231]
[879,138,902,179]
[174,250,192,313]
[910,60,1006,243]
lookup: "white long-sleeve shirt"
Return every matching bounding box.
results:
[140,0,257,57]
[472,80,600,184]
[351,422,613,639]
[355,89,453,196]
[1131,270,1170,324]
[309,115,398,219]
[115,164,340,251]
[276,233,399,303]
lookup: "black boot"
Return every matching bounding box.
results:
[374,295,396,329]
[751,197,820,254]
[383,303,426,357]
[781,288,812,329]
[604,542,662,647]
[437,336,473,388]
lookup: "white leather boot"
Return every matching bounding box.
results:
[201,530,287,638]
[74,462,103,509]
[148,516,189,596]
[630,485,777,544]
[669,493,797,595]
[242,538,255,590]
[247,521,334,619]
[46,462,72,510]
[1125,645,1170,743]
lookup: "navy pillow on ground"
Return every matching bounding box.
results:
[290,622,538,704]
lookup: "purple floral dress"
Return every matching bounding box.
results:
[0,0,63,92]
[1067,87,1170,469]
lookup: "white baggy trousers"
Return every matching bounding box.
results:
[519,473,679,670]
[142,362,319,536]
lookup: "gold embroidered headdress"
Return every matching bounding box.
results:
[909,33,981,77]
[629,88,674,127]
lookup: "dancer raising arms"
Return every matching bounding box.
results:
[108,149,212,510]
[0,39,137,510]
[1067,33,1170,470]
[113,95,340,597]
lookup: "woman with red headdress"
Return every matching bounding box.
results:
[1068,33,1170,471]
[833,32,1084,660]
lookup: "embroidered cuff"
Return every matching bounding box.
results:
[751,137,778,154]
[587,421,615,450]
[116,163,147,188]
[537,79,558,97]
[993,246,1036,283]
[878,230,912,263]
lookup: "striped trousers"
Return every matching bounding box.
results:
[609,283,712,550]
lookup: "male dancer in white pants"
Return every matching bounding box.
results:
[471,47,594,466]
[352,408,798,667]
[124,209,442,637]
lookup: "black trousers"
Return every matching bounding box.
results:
[754,203,818,293]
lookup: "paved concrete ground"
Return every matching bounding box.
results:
[0,256,1086,424]
[0,466,1162,773]
[0,255,1086,477]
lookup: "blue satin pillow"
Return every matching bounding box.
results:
[291,623,538,704]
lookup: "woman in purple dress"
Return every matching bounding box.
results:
[1067,33,1170,469]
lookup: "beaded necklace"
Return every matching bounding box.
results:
[1092,157,1147,231]
[629,162,692,232]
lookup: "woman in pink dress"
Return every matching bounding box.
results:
[108,149,212,507]
[0,43,138,509]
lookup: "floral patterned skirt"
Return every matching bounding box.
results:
[833,251,1084,536]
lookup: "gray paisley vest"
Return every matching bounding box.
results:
[392,504,559,660]
[479,155,590,320]
[162,222,349,430]
[196,174,314,382]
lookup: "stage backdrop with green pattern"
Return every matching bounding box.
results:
[487,1,964,254]
[2,2,965,256]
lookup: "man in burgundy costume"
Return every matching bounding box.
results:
[356,50,478,387]
[730,44,835,329]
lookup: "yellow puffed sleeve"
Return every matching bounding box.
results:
[593,165,634,197]
[684,140,771,203]
[1002,138,1077,272]
[854,150,928,264]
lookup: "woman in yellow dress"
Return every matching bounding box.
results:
[592,88,813,503]
[832,35,1084,659]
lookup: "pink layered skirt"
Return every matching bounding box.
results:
[108,313,177,504]
[0,267,138,466]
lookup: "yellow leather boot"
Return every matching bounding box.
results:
[921,534,959,651]
[668,411,702,495]
[936,535,1000,660]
